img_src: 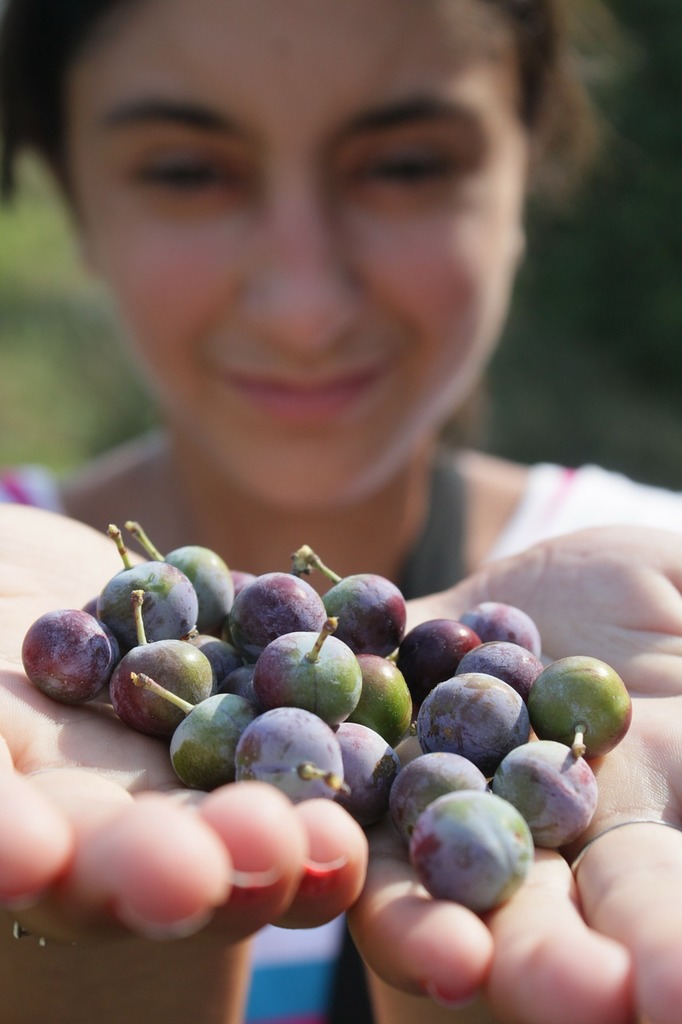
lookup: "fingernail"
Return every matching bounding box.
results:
[302,854,349,878]
[230,866,282,890]
[423,980,477,1010]
[296,855,350,898]
[115,901,213,940]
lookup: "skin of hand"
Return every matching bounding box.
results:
[0,504,367,1024]
[351,524,682,1024]
[3,507,682,1024]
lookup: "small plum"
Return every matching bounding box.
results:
[459,602,542,657]
[97,526,198,651]
[396,618,481,708]
[291,545,406,657]
[322,574,406,657]
[492,739,598,847]
[230,569,258,596]
[21,608,119,704]
[527,655,632,759]
[170,692,259,790]
[216,663,261,710]
[409,790,534,912]
[252,619,362,727]
[108,590,212,736]
[235,706,345,802]
[228,572,328,662]
[456,640,544,703]
[188,634,243,692]
[347,653,413,747]
[110,640,213,737]
[334,722,400,827]
[162,545,234,635]
[125,522,235,635]
[389,751,488,844]
[417,672,530,777]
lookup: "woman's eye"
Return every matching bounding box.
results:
[339,127,487,212]
[363,154,455,185]
[130,155,253,214]
[341,147,479,213]
[134,158,248,195]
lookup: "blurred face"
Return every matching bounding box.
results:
[65,0,529,508]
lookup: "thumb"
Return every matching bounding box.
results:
[406,525,682,670]
[405,543,548,632]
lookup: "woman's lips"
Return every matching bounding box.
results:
[220,366,387,424]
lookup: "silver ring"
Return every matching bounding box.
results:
[572,819,682,874]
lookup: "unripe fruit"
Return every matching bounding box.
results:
[347,654,413,746]
[527,655,632,759]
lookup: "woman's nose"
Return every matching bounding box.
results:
[237,191,359,356]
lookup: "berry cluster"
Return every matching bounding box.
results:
[20,527,632,914]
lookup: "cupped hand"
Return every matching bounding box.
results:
[350,526,682,1024]
[0,504,367,950]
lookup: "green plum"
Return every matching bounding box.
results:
[170,692,258,790]
[252,618,362,727]
[527,655,632,759]
[346,653,413,747]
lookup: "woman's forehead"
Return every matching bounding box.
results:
[86,0,507,50]
[70,0,517,134]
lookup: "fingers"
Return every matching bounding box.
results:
[575,821,682,1024]
[406,526,682,685]
[355,839,632,1023]
[0,772,74,905]
[484,850,632,1024]
[199,781,307,877]
[73,793,233,938]
[275,798,368,928]
[351,824,632,1023]
[17,771,232,942]
[202,787,368,934]
[199,781,310,938]
[348,818,493,1005]
[11,772,368,946]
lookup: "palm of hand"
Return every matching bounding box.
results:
[349,526,682,1024]
[4,508,682,1024]
[0,505,367,948]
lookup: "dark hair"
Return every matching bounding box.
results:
[485,0,601,196]
[0,0,132,196]
[0,0,600,200]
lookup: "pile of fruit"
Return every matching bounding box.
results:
[20,524,632,913]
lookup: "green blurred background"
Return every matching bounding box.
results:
[1,0,681,488]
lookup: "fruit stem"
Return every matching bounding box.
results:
[107,524,134,570]
[297,761,350,795]
[125,520,165,562]
[131,589,149,647]
[572,722,588,758]
[305,617,338,663]
[131,672,194,715]
[290,545,342,584]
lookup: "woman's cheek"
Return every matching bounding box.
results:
[364,212,483,327]
[91,208,228,318]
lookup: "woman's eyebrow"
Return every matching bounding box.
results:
[98,98,242,134]
[96,94,481,142]
[339,96,480,137]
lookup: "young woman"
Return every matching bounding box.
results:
[2,2,682,1023]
